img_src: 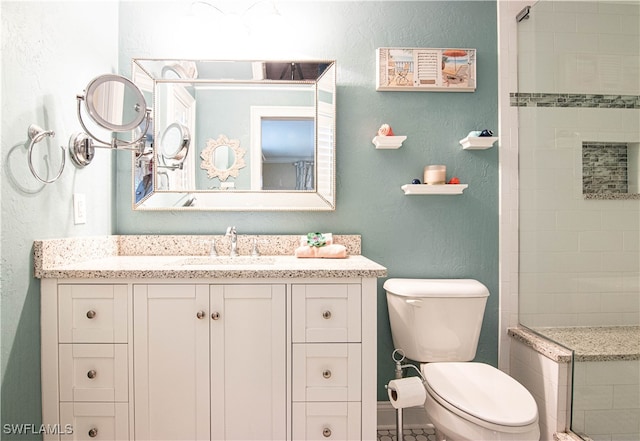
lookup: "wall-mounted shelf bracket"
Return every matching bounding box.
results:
[372,135,407,149]
[459,136,498,150]
[401,184,468,195]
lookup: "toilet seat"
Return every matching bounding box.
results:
[422,362,538,431]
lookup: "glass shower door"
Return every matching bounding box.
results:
[515,1,640,440]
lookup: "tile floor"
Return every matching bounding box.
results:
[377,427,436,441]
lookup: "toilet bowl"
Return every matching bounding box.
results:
[422,362,539,441]
[384,279,540,441]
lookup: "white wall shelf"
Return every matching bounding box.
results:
[459,136,498,150]
[401,184,468,195]
[372,135,407,149]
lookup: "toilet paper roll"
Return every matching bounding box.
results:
[387,376,426,409]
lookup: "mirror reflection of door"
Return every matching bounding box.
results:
[260,118,315,191]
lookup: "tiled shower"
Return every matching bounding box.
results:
[508,1,639,440]
[498,0,640,441]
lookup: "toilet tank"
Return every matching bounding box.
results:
[384,279,489,362]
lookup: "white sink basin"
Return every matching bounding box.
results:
[173,256,277,266]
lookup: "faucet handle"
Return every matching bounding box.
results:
[251,238,260,257]
[203,239,217,256]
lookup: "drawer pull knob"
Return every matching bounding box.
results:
[87,370,97,379]
[211,312,221,320]
[322,369,332,379]
[86,310,96,319]
[196,310,206,319]
[322,428,332,438]
[322,310,332,320]
[88,428,98,438]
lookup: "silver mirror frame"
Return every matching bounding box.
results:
[74,74,152,167]
[131,59,336,211]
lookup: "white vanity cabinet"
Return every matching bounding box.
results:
[132,283,286,441]
[291,284,363,440]
[39,252,383,441]
[41,282,131,441]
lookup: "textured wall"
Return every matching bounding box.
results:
[0,3,499,429]
[117,1,499,400]
[1,2,118,435]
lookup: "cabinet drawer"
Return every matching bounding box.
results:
[292,402,361,441]
[59,402,129,440]
[293,343,361,402]
[292,284,361,343]
[59,344,128,402]
[59,285,128,343]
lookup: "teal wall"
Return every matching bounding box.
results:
[1,0,497,432]
[117,1,499,401]
[1,2,118,437]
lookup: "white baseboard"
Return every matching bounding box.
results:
[377,401,431,430]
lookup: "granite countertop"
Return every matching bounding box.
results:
[508,326,640,363]
[532,326,640,362]
[34,235,388,279]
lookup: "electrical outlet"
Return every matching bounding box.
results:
[73,193,86,225]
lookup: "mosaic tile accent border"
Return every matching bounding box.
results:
[510,92,640,109]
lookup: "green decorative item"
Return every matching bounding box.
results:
[306,232,327,247]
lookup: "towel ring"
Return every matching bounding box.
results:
[27,124,66,184]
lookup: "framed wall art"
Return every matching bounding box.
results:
[376,47,476,92]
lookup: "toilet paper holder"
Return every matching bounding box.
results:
[385,349,429,441]
[390,348,425,382]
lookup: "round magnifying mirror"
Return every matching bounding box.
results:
[84,74,147,132]
[213,145,236,171]
[160,123,190,162]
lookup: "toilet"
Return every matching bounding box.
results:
[384,278,540,441]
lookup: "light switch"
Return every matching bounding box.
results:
[73,193,86,225]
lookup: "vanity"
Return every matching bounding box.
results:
[35,235,387,440]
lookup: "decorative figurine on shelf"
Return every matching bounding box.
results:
[411,178,421,184]
[448,177,460,184]
[377,123,395,136]
[467,129,494,137]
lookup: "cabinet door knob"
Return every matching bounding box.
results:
[87,370,97,379]
[86,310,96,319]
[196,310,206,319]
[322,369,332,379]
[88,428,98,438]
[322,427,332,438]
[322,310,332,319]
[211,312,221,320]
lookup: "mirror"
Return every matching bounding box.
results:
[85,74,147,131]
[131,59,336,210]
[71,74,152,167]
[159,122,190,170]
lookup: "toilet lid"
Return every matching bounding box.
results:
[422,362,538,427]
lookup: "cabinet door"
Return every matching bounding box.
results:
[210,284,286,441]
[133,285,210,441]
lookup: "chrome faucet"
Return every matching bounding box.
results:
[225,226,238,257]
